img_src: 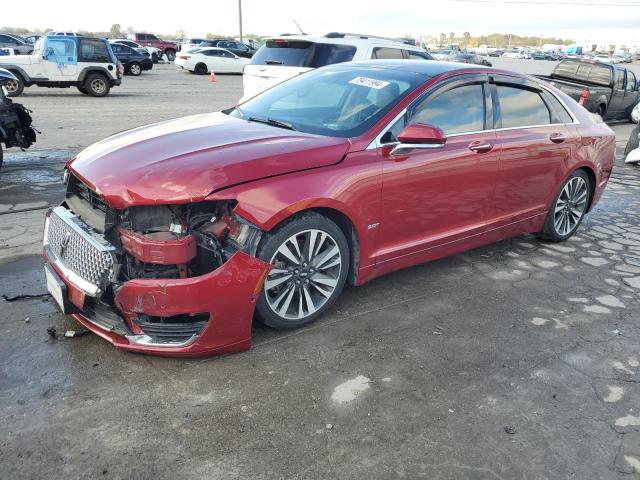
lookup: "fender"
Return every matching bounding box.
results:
[206,149,384,272]
[77,66,116,82]
[2,65,32,83]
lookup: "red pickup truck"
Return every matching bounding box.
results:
[132,33,178,61]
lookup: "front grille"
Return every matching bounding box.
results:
[71,176,107,213]
[44,206,116,295]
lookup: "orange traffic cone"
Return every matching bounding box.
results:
[209,71,217,82]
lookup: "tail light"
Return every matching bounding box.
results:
[116,61,124,78]
[578,89,590,105]
[177,55,190,60]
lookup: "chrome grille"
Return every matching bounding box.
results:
[44,206,116,295]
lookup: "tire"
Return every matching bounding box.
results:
[84,73,111,97]
[152,53,159,63]
[165,49,176,62]
[77,86,88,95]
[255,212,350,330]
[0,144,3,171]
[598,104,606,118]
[4,75,24,97]
[194,63,208,75]
[538,170,592,242]
[625,125,640,156]
[129,62,142,76]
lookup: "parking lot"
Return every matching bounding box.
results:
[2,58,640,479]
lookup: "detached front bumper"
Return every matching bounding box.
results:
[43,207,270,357]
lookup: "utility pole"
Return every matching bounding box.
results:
[238,0,243,43]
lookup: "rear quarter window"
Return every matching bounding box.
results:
[371,47,404,59]
[78,39,112,63]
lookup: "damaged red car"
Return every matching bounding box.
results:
[43,60,615,356]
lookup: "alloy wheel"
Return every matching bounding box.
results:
[265,229,342,321]
[553,176,588,236]
[130,64,141,75]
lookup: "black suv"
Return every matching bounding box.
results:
[198,39,256,58]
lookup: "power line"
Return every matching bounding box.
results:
[449,0,640,5]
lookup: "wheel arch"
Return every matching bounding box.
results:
[575,165,597,212]
[77,67,114,83]
[236,200,362,286]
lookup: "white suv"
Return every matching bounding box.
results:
[241,32,433,102]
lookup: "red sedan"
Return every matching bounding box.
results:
[43,60,615,356]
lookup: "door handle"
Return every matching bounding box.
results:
[468,141,493,153]
[549,133,566,144]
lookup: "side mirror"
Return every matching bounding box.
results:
[391,123,446,155]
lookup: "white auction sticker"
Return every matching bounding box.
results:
[349,76,391,90]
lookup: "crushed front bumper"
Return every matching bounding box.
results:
[43,206,271,357]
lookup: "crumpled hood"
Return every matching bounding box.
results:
[69,112,350,209]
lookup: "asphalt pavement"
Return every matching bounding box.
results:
[1,61,640,480]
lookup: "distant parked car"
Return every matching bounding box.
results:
[0,34,33,55]
[131,33,178,61]
[181,38,208,52]
[502,51,528,59]
[23,35,41,44]
[451,53,492,66]
[175,47,249,74]
[196,39,256,58]
[431,49,456,60]
[110,43,153,76]
[531,52,558,61]
[487,49,504,57]
[47,32,77,37]
[111,39,161,63]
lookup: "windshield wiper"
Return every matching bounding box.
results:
[248,116,296,131]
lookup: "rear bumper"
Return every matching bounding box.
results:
[44,239,270,357]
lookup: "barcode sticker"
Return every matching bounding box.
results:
[349,76,391,90]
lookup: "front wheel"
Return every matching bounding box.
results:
[77,86,88,94]
[152,53,159,63]
[4,76,24,97]
[255,213,350,330]
[538,170,591,242]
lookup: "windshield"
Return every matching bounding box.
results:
[231,65,425,138]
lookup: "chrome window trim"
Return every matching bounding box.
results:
[367,81,581,150]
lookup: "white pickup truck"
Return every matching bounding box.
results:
[0,35,123,97]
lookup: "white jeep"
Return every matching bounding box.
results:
[0,35,123,97]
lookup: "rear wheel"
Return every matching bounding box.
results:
[129,62,142,76]
[4,76,24,97]
[255,213,350,330]
[538,170,591,242]
[165,49,176,62]
[598,104,606,118]
[77,86,88,94]
[84,73,111,97]
[194,63,208,75]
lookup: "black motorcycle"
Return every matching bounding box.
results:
[0,68,37,170]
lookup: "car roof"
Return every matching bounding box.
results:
[337,59,483,77]
[263,34,425,50]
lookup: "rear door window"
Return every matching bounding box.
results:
[249,40,355,68]
[541,90,574,123]
[496,85,551,128]
[410,83,486,134]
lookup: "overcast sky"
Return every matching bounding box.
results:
[14,0,640,44]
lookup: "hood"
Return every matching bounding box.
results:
[69,113,350,209]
